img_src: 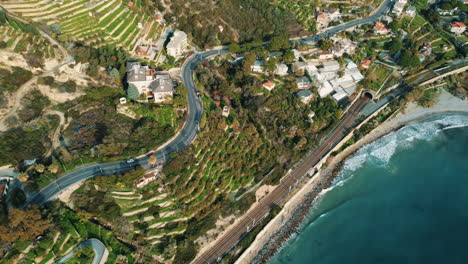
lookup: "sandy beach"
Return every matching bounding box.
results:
[235,89,468,264]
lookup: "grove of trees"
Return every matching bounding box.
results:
[163,0,303,48]
[0,206,50,243]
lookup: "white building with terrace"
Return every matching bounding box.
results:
[126,62,174,103]
[166,30,188,58]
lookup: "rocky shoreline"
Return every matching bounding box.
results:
[238,89,468,264]
[250,165,339,264]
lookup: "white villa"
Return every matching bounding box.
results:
[330,37,357,57]
[405,6,416,17]
[166,30,188,58]
[392,0,407,16]
[275,63,289,76]
[316,8,341,32]
[450,22,466,34]
[126,62,174,103]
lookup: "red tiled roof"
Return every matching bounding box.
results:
[263,81,275,88]
[451,22,466,28]
[361,59,371,67]
[374,21,389,31]
[127,1,134,7]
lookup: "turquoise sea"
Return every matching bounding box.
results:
[270,113,468,264]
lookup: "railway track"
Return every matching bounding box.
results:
[193,95,371,264]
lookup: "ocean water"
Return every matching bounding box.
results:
[269,113,468,264]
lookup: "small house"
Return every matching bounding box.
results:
[405,6,416,17]
[318,51,333,60]
[392,0,406,15]
[361,59,372,69]
[135,172,158,188]
[251,60,265,73]
[263,81,276,91]
[292,61,307,73]
[450,22,466,34]
[222,106,230,117]
[328,8,341,21]
[275,63,288,76]
[374,21,390,35]
[296,76,311,89]
[316,12,330,31]
[297,89,313,104]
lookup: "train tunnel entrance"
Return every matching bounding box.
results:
[363,91,374,100]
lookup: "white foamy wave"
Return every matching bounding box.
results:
[342,153,367,172]
[442,124,468,131]
[340,114,468,176]
[318,212,329,218]
[314,183,337,202]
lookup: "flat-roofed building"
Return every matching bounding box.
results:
[318,81,334,98]
[166,30,188,57]
[321,60,340,72]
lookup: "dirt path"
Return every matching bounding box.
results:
[44,110,65,157]
[0,10,71,132]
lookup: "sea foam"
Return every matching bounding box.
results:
[338,114,468,181]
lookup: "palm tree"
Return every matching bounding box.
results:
[17,172,29,182]
[48,159,60,174]
[33,163,46,174]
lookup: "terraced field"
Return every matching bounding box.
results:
[0,19,59,59]
[109,185,185,260]
[0,0,163,51]
[400,14,455,57]
[275,0,317,31]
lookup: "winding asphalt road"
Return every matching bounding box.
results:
[24,0,393,214]
[24,49,229,206]
[300,0,394,43]
[57,238,108,264]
